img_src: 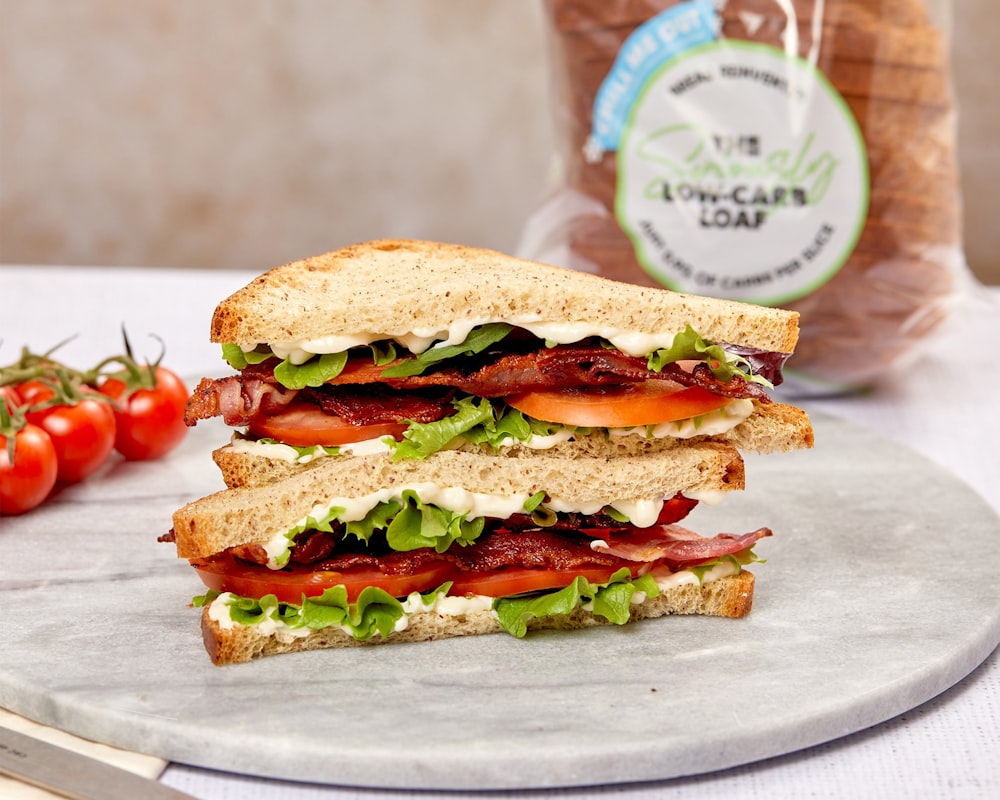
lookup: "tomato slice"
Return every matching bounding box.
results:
[505,381,731,428]
[246,403,408,447]
[193,552,644,605]
[448,565,637,598]
[193,552,454,603]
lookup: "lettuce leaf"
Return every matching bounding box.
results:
[262,503,350,567]
[343,499,401,544]
[277,492,489,558]
[385,490,486,553]
[199,583,455,640]
[221,343,273,370]
[463,405,576,449]
[221,588,398,640]
[388,397,578,461]
[389,396,495,460]
[687,550,763,585]
[297,586,404,638]
[369,341,398,366]
[273,352,349,389]
[647,325,772,388]
[379,324,513,378]
[492,569,661,638]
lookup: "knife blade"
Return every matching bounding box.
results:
[0,724,196,800]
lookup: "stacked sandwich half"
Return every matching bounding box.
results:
[169,240,813,664]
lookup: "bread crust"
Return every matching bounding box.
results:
[201,571,756,664]
[209,240,800,354]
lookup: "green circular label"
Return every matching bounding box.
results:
[615,40,869,305]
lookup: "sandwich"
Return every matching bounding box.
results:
[169,239,813,664]
[172,443,770,664]
[184,239,812,488]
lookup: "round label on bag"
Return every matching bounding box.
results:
[612,39,869,305]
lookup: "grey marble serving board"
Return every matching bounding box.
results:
[1,412,998,791]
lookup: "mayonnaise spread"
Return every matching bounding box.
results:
[257,318,738,364]
[260,483,689,569]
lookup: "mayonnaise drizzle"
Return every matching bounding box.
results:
[261,318,725,363]
[259,483,697,569]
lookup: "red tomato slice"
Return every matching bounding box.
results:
[246,403,408,447]
[506,381,731,428]
[192,553,641,605]
[193,552,454,603]
[448,565,637,598]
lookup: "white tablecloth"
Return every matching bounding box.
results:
[3,265,998,799]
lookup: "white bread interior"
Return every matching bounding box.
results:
[210,239,800,353]
[172,444,745,560]
[201,571,756,665]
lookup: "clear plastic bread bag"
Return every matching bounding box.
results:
[521,0,974,396]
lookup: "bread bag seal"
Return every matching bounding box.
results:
[522,0,969,395]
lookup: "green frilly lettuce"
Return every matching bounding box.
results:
[647,325,772,388]
[272,491,495,567]
[492,569,660,637]
[195,583,451,641]
[387,396,577,461]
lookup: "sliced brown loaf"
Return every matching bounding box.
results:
[173,443,746,559]
[561,18,946,69]
[542,0,958,389]
[547,0,930,32]
[201,571,756,664]
[210,239,800,354]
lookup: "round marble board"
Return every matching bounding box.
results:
[0,412,997,790]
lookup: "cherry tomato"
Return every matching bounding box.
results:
[1,385,21,412]
[0,423,58,515]
[99,366,188,460]
[192,552,455,603]
[247,402,408,447]
[505,381,732,428]
[20,381,117,484]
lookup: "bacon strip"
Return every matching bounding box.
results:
[223,525,770,578]
[330,346,771,401]
[300,385,455,426]
[185,376,297,425]
[185,342,772,426]
[590,526,772,568]
[451,530,623,572]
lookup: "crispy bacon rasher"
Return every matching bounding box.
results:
[184,343,772,427]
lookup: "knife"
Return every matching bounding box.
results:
[0,724,197,800]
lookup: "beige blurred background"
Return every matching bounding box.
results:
[1,0,997,284]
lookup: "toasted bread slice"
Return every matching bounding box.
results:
[210,239,800,354]
[201,571,756,664]
[209,400,812,490]
[171,443,745,560]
